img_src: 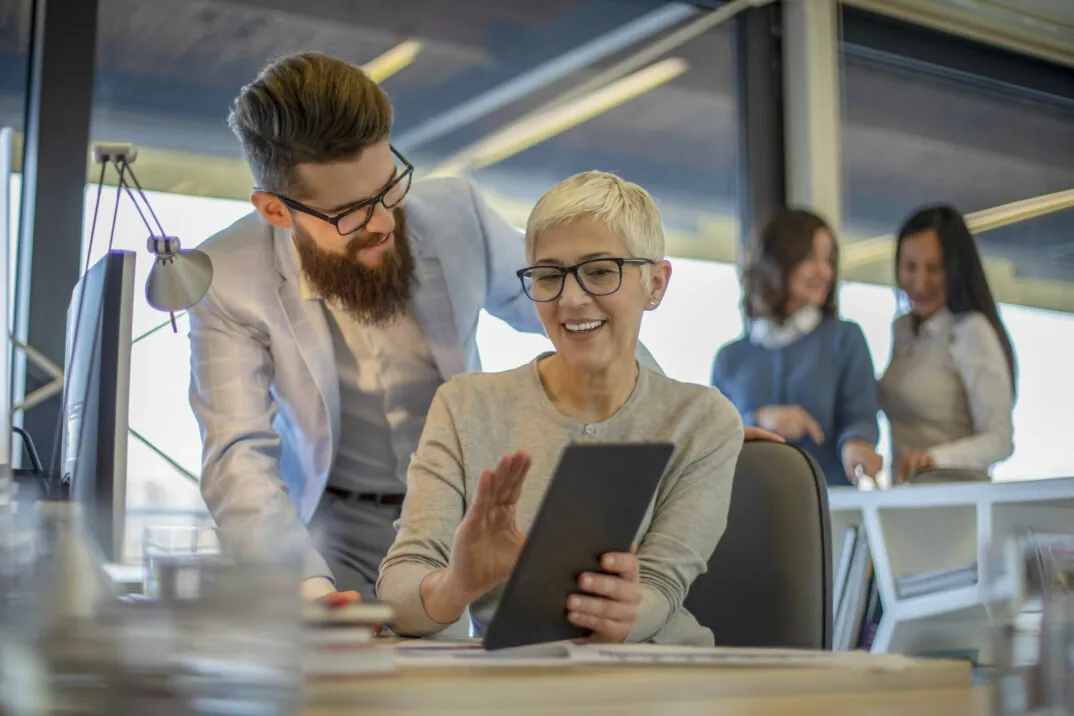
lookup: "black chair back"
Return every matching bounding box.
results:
[684,440,832,649]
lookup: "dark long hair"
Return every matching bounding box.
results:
[896,205,1017,391]
[741,208,838,322]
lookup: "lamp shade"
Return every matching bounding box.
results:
[146,246,213,312]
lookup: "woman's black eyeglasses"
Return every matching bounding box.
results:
[516,258,654,302]
[261,145,414,236]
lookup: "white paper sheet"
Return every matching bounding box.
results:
[393,640,913,671]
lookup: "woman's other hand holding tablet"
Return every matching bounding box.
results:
[568,545,643,643]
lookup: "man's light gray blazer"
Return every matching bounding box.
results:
[188,176,658,580]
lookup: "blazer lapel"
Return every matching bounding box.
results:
[408,223,467,381]
[273,228,340,453]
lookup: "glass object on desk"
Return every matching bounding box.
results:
[107,516,304,714]
[985,531,1074,715]
[142,521,218,599]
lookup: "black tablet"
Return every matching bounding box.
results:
[482,441,675,651]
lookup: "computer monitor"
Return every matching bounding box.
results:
[59,250,135,562]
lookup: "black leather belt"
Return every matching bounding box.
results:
[324,486,405,507]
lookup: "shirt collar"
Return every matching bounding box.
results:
[749,304,823,349]
[917,306,954,338]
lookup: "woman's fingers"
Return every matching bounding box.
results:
[491,453,516,503]
[567,593,637,622]
[567,612,631,641]
[600,551,639,582]
[470,468,495,511]
[578,571,642,604]
[475,451,532,509]
[505,451,531,506]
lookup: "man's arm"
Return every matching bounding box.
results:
[467,180,544,335]
[188,287,333,589]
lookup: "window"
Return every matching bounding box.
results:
[0,0,32,134]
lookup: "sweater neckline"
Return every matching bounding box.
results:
[527,352,648,429]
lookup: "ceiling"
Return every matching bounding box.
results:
[0,0,1072,309]
[986,0,1074,29]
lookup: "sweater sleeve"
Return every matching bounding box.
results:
[627,392,744,643]
[927,313,1014,468]
[834,322,880,451]
[376,383,467,636]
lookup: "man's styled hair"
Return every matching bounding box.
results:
[228,52,393,196]
[525,171,666,264]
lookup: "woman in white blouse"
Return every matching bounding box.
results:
[879,205,1017,483]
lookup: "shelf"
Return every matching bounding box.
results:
[829,476,1074,512]
[893,584,981,621]
[878,505,977,586]
[830,477,1074,661]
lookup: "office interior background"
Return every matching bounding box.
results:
[0,0,1072,562]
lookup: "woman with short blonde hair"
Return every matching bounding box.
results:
[378,171,743,645]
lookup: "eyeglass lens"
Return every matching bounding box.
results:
[522,260,623,301]
[335,171,413,235]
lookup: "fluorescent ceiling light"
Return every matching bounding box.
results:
[428,57,689,177]
[362,40,423,83]
[842,187,1074,270]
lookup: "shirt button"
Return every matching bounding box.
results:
[584,425,596,435]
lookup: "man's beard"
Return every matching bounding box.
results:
[293,208,417,326]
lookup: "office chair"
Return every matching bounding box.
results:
[684,439,832,649]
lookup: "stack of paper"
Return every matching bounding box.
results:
[394,640,914,671]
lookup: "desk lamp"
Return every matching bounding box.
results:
[93,143,214,328]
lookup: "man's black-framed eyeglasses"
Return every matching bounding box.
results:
[516,258,655,302]
[262,145,414,236]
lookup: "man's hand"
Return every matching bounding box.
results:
[754,405,825,444]
[316,590,362,608]
[313,590,384,635]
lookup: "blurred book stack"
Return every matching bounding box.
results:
[303,602,396,678]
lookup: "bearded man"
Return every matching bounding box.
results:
[188,52,564,605]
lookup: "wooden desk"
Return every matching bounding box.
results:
[306,658,986,715]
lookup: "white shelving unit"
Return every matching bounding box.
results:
[828,476,1074,663]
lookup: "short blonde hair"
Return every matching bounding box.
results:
[525,171,666,264]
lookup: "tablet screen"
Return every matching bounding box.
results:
[483,442,675,651]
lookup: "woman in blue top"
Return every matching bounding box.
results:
[711,208,882,486]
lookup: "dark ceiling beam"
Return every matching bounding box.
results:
[842,5,1074,111]
[388,1,678,151]
[394,3,696,153]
